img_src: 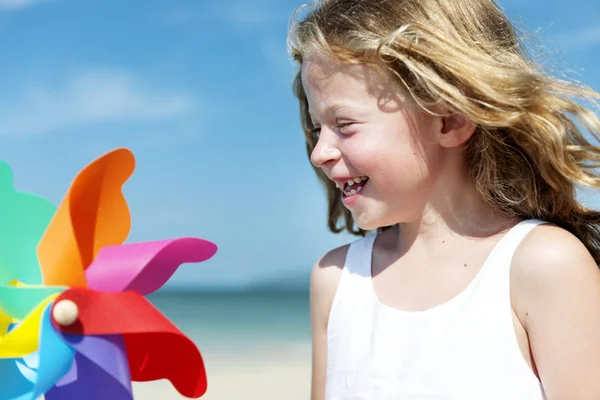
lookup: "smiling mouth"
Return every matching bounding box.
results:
[335,176,369,197]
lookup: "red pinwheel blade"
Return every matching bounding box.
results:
[52,288,207,398]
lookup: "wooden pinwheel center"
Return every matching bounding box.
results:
[52,299,79,326]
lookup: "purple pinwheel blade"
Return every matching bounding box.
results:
[45,334,133,400]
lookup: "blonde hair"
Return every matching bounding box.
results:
[287,0,600,262]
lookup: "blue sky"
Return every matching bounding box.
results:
[0,0,599,291]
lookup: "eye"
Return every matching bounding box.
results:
[335,120,356,134]
[310,126,321,141]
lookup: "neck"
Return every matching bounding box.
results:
[389,151,520,252]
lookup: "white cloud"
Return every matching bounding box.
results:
[0,0,47,11]
[553,24,600,52]
[0,69,196,136]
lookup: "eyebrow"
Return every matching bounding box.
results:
[308,101,366,122]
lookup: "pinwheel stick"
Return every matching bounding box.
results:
[52,299,79,326]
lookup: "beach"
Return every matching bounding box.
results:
[132,343,311,399]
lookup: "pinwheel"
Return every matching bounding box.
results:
[0,148,217,399]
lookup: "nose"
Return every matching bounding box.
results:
[310,127,342,168]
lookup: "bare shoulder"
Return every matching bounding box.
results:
[311,243,349,287]
[511,223,600,297]
[511,223,600,397]
[309,243,350,400]
[511,223,600,316]
[310,243,350,326]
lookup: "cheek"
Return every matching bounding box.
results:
[377,154,429,190]
[359,128,439,192]
[370,133,429,180]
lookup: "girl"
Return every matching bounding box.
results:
[287,0,600,399]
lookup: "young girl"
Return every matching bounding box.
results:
[287,0,600,399]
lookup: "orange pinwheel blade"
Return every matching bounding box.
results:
[37,148,135,287]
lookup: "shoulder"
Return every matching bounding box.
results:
[311,243,349,284]
[511,223,600,299]
[510,223,600,396]
[310,244,349,307]
[310,234,376,327]
[309,241,352,329]
[511,222,600,315]
[308,242,352,399]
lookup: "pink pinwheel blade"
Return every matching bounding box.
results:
[84,237,218,295]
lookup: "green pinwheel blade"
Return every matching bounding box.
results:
[0,161,56,285]
[0,284,66,320]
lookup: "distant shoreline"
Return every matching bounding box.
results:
[151,287,310,296]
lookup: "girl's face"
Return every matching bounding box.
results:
[301,52,446,230]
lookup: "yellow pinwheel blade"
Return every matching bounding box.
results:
[0,294,57,358]
[0,309,11,338]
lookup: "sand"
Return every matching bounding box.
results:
[132,343,312,400]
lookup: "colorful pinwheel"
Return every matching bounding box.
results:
[0,148,217,399]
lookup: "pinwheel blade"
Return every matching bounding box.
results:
[54,288,207,398]
[45,334,133,400]
[0,282,66,321]
[86,238,218,295]
[0,295,57,358]
[0,302,76,400]
[0,161,56,286]
[37,148,135,288]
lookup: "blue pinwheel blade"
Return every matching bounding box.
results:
[0,302,75,400]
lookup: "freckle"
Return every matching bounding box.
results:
[442,240,445,243]
[526,312,529,317]
[463,263,467,267]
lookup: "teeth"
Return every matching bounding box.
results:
[335,176,369,196]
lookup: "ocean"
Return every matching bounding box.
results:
[148,291,311,352]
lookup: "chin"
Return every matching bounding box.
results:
[353,213,388,232]
[353,207,409,232]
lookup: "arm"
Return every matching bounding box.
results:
[512,225,600,399]
[309,245,348,400]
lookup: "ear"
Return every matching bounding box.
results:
[437,113,477,148]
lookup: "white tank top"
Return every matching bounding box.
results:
[325,219,547,400]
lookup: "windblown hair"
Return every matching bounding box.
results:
[287,0,600,263]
